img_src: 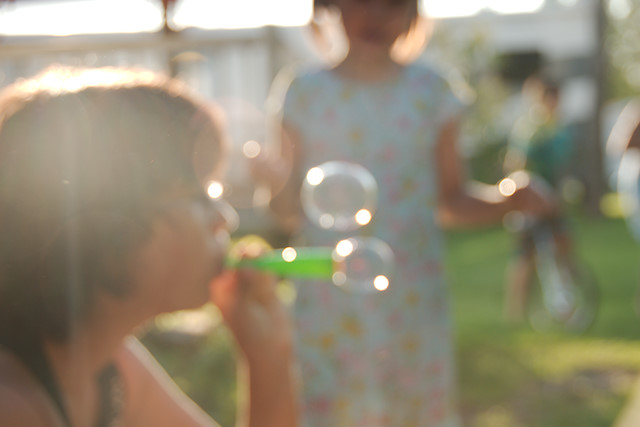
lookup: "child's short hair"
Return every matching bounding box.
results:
[0,66,227,343]
[311,0,432,64]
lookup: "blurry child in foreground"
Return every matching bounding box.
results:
[0,67,298,427]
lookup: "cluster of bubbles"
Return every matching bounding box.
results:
[204,98,394,294]
[300,160,395,294]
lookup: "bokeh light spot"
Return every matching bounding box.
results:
[242,140,261,159]
[207,181,224,199]
[373,275,390,291]
[498,178,517,197]
[306,167,325,186]
[319,214,335,229]
[282,247,297,262]
[335,239,355,258]
[355,209,372,226]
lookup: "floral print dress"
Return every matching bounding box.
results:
[282,61,464,427]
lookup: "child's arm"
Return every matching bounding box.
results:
[436,118,557,229]
[210,268,299,427]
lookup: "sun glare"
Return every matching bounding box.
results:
[172,0,312,30]
[423,0,546,18]
[0,0,162,36]
[0,0,551,37]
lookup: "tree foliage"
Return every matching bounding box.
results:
[607,0,640,99]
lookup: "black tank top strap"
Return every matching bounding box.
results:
[2,341,124,427]
[95,362,125,427]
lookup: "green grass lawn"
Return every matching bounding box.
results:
[448,215,640,426]
[144,215,640,427]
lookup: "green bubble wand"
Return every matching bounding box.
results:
[226,246,340,280]
[224,236,393,293]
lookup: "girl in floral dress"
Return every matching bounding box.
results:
[270,1,557,425]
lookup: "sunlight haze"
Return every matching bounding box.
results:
[0,0,552,36]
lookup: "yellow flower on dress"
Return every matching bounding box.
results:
[349,128,364,145]
[403,336,419,353]
[340,88,354,102]
[341,316,363,337]
[319,333,335,350]
[406,290,421,306]
[414,98,429,113]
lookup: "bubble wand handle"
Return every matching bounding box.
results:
[226,247,338,279]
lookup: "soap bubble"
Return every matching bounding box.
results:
[332,236,394,294]
[301,161,378,232]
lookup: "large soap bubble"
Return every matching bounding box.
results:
[301,161,378,232]
[331,236,395,294]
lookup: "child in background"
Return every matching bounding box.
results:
[267,0,557,425]
[0,67,298,427]
[503,74,574,321]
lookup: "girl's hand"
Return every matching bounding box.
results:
[209,243,293,367]
[209,241,299,426]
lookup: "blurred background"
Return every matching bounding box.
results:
[1,0,640,425]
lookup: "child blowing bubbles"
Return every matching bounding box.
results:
[0,67,298,427]
[266,0,557,425]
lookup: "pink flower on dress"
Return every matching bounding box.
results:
[307,396,332,414]
[396,115,413,131]
[400,371,417,388]
[427,387,447,421]
[323,107,337,124]
[394,249,410,266]
[382,145,397,162]
[424,259,442,275]
[426,360,445,376]
[363,299,377,312]
[389,219,404,234]
[337,348,356,366]
[387,312,402,327]
[405,269,419,282]
[319,285,332,305]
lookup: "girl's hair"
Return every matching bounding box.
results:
[0,66,227,344]
[311,0,432,64]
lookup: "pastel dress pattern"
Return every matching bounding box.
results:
[282,61,465,427]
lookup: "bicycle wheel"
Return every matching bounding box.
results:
[526,258,600,334]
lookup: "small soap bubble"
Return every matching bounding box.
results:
[331,237,394,294]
